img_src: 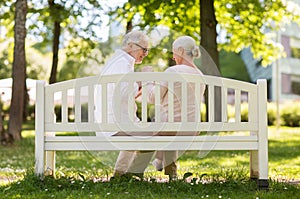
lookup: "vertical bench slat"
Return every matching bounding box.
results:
[128,81,135,122]
[181,82,187,122]
[235,89,241,122]
[195,83,201,122]
[155,82,161,122]
[114,83,121,122]
[101,83,107,123]
[168,81,174,122]
[248,90,257,123]
[208,85,215,122]
[62,90,68,123]
[75,87,81,122]
[88,85,94,123]
[222,87,228,122]
[45,89,55,123]
[142,82,148,122]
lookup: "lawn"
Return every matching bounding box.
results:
[0,126,299,198]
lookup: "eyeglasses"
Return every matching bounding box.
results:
[133,43,149,53]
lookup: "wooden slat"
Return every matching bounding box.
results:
[141,82,148,122]
[44,88,55,123]
[221,87,228,122]
[35,81,45,176]
[181,82,187,122]
[168,81,174,122]
[74,87,81,122]
[235,89,241,122]
[208,85,215,122]
[155,82,161,122]
[101,83,107,123]
[45,136,259,151]
[128,81,135,122]
[88,85,94,123]
[194,83,200,122]
[113,83,121,122]
[61,90,68,123]
[45,122,259,132]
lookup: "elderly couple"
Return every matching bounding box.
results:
[95,30,205,181]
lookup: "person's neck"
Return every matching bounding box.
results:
[180,59,196,68]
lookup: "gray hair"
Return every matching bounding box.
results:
[121,30,149,49]
[173,36,200,58]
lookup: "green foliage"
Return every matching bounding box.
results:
[113,0,200,35]
[267,102,277,126]
[240,103,249,122]
[111,0,300,67]
[0,50,12,79]
[280,102,300,127]
[219,50,250,82]
[215,0,300,66]
[226,101,300,127]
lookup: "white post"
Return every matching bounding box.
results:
[35,80,45,178]
[257,79,269,189]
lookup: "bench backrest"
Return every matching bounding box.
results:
[35,73,266,134]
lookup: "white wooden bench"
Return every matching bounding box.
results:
[34,72,268,188]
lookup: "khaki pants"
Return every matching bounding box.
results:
[113,131,197,177]
[113,132,155,176]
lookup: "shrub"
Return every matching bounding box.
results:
[240,103,249,122]
[280,102,300,127]
[267,102,277,126]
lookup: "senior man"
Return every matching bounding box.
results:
[94,30,150,178]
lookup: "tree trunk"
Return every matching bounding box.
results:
[23,83,29,121]
[7,0,27,142]
[48,0,61,84]
[200,0,221,122]
[126,20,133,33]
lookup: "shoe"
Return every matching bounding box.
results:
[168,174,178,182]
[152,159,163,171]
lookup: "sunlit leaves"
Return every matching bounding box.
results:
[112,0,200,35]
[112,0,300,67]
[215,0,300,66]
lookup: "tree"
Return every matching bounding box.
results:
[200,0,221,122]
[7,0,27,142]
[111,0,300,122]
[28,0,105,84]
[48,0,62,84]
[111,0,300,67]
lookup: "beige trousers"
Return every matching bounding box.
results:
[113,131,197,176]
[113,132,156,176]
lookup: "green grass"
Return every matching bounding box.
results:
[0,126,299,198]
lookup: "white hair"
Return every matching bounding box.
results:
[173,36,200,58]
[121,30,149,49]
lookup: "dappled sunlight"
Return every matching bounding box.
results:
[21,130,35,138]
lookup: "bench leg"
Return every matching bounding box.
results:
[257,179,269,190]
[35,151,45,179]
[250,150,269,190]
[45,151,56,177]
[250,150,259,178]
